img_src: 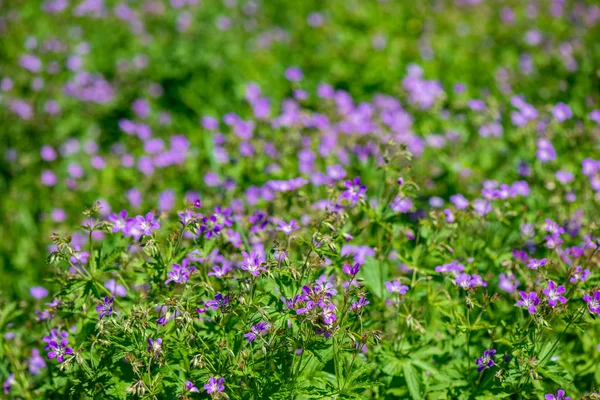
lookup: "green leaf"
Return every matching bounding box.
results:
[537,366,576,392]
[357,258,388,298]
[403,362,423,400]
[381,356,404,376]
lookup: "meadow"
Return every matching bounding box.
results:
[1,0,600,398]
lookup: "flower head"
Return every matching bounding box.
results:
[527,258,546,270]
[147,338,163,355]
[542,280,567,307]
[3,373,14,395]
[476,349,496,372]
[498,273,519,293]
[199,215,222,239]
[43,329,68,344]
[243,321,270,342]
[204,377,225,394]
[338,177,366,207]
[551,102,572,123]
[29,349,46,375]
[545,389,572,400]
[96,296,114,319]
[165,259,196,285]
[349,296,370,312]
[342,263,360,276]
[185,380,199,393]
[206,293,229,311]
[390,196,413,213]
[276,219,300,235]
[208,264,232,279]
[135,212,160,236]
[30,286,49,300]
[516,291,540,314]
[570,266,590,283]
[46,339,73,363]
[583,291,600,314]
[109,210,128,233]
[240,251,265,276]
[455,273,487,290]
[384,280,409,294]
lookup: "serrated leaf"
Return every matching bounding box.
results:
[357,258,388,298]
[381,356,404,376]
[403,362,423,400]
[538,366,576,392]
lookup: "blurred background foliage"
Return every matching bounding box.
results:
[0,0,599,298]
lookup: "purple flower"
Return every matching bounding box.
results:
[30,286,49,299]
[536,138,556,163]
[473,199,492,216]
[28,349,46,375]
[545,219,565,235]
[201,116,219,130]
[450,194,469,210]
[206,293,229,310]
[342,263,360,276]
[284,67,303,82]
[349,296,370,312]
[444,208,455,222]
[516,291,540,314]
[281,294,306,312]
[543,281,567,307]
[46,339,74,362]
[338,177,367,207]
[108,210,127,233]
[199,215,222,239]
[208,264,232,279]
[384,280,409,294]
[185,380,200,393]
[476,349,496,373]
[555,170,574,184]
[276,219,300,235]
[583,291,600,314]
[340,245,375,265]
[178,209,199,225]
[43,329,68,344]
[135,212,160,236]
[40,145,57,161]
[545,389,572,400]
[470,274,488,288]
[40,169,58,186]
[104,279,127,297]
[520,223,535,239]
[204,377,225,394]
[390,196,413,213]
[147,338,163,355]
[213,206,234,227]
[240,251,265,276]
[3,373,14,395]
[545,234,563,250]
[165,259,195,285]
[570,266,590,283]
[435,260,464,275]
[321,303,337,325]
[314,276,338,297]
[156,305,179,326]
[96,296,114,319]
[20,54,42,73]
[551,103,572,123]
[243,321,270,342]
[70,248,89,265]
[455,273,472,289]
[527,258,547,270]
[498,273,519,293]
